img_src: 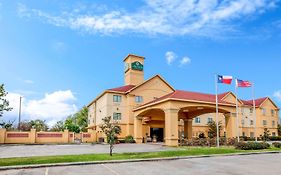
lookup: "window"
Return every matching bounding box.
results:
[113,95,121,102]
[242,132,245,137]
[263,120,267,126]
[250,132,254,138]
[241,119,245,126]
[88,119,90,124]
[261,108,266,116]
[250,120,254,125]
[113,113,122,120]
[272,120,275,127]
[207,117,213,123]
[195,117,201,123]
[135,96,143,103]
[271,109,275,117]
[250,108,253,113]
[272,132,276,136]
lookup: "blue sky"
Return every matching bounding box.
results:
[0,0,281,125]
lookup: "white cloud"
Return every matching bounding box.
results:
[180,56,191,66]
[2,90,78,127]
[16,0,277,37]
[23,80,34,84]
[273,91,281,102]
[165,51,176,65]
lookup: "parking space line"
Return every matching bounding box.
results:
[100,164,120,175]
[45,167,49,175]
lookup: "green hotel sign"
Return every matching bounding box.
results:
[131,61,143,71]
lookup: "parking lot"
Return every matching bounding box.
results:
[1,153,281,175]
[0,143,175,158]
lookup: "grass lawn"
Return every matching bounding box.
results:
[0,146,280,167]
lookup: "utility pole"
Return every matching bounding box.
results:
[18,96,22,130]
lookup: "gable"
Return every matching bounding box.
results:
[260,98,279,109]
[128,75,175,102]
[221,92,242,104]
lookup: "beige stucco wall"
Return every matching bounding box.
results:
[0,129,96,144]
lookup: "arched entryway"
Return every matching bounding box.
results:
[178,106,233,140]
[134,100,237,146]
[134,108,165,143]
[134,107,180,146]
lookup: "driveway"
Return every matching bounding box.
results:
[0,143,175,158]
[1,153,281,175]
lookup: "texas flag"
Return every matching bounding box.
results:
[236,79,252,87]
[217,75,233,85]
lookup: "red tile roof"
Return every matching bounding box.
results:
[241,97,268,107]
[108,85,135,92]
[138,90,234,108]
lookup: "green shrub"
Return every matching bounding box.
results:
[124,135,135,143]
[183,138,237,147]
[118,139,125,143]
[235,142,270,150]
[198,133,205,138]
[272,142,281,148]
[269,136,281,141]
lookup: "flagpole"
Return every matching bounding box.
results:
[252,83,257,142]
[215,74,220,147]
[235,79,240,142]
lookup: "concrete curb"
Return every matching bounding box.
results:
[0,151,280,171]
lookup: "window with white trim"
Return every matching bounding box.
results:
[135,96,143,103]
[250,120,254,125]
[195,117,201,123]
[113,113,122,120]
[271,109,275,117]
[113,95,122,102]
[207,117,213,124]
[261,108,266,116]
[272,120,275,127]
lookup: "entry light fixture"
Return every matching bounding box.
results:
[197,107,204,110]
[183,109,189,112]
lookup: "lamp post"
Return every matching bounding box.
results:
[18,96,22,130]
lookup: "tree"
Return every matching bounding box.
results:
[50,120,65,131]
[29,119,48,131]
[73,107,88,132]
[64,107,88,133]
[0,84,12,117]
[19,120,32,131]
[207,121,222,138]
[100,116,121,156]
[64,116,80,133]
[261,128,270,141]
[0,120,15,130]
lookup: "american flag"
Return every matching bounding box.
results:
[236,79,252,87]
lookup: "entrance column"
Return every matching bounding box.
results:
[225,113,236,138]
[164,109,179,146]
[184,119,193,139]
[134,116,143,143]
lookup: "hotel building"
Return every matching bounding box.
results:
[87,54,279,146]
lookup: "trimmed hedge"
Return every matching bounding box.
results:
[272,142,281,148]
[183,138,237,147]
[235,142,270,150]
[124,135,135,143]
[269,136,281,141]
